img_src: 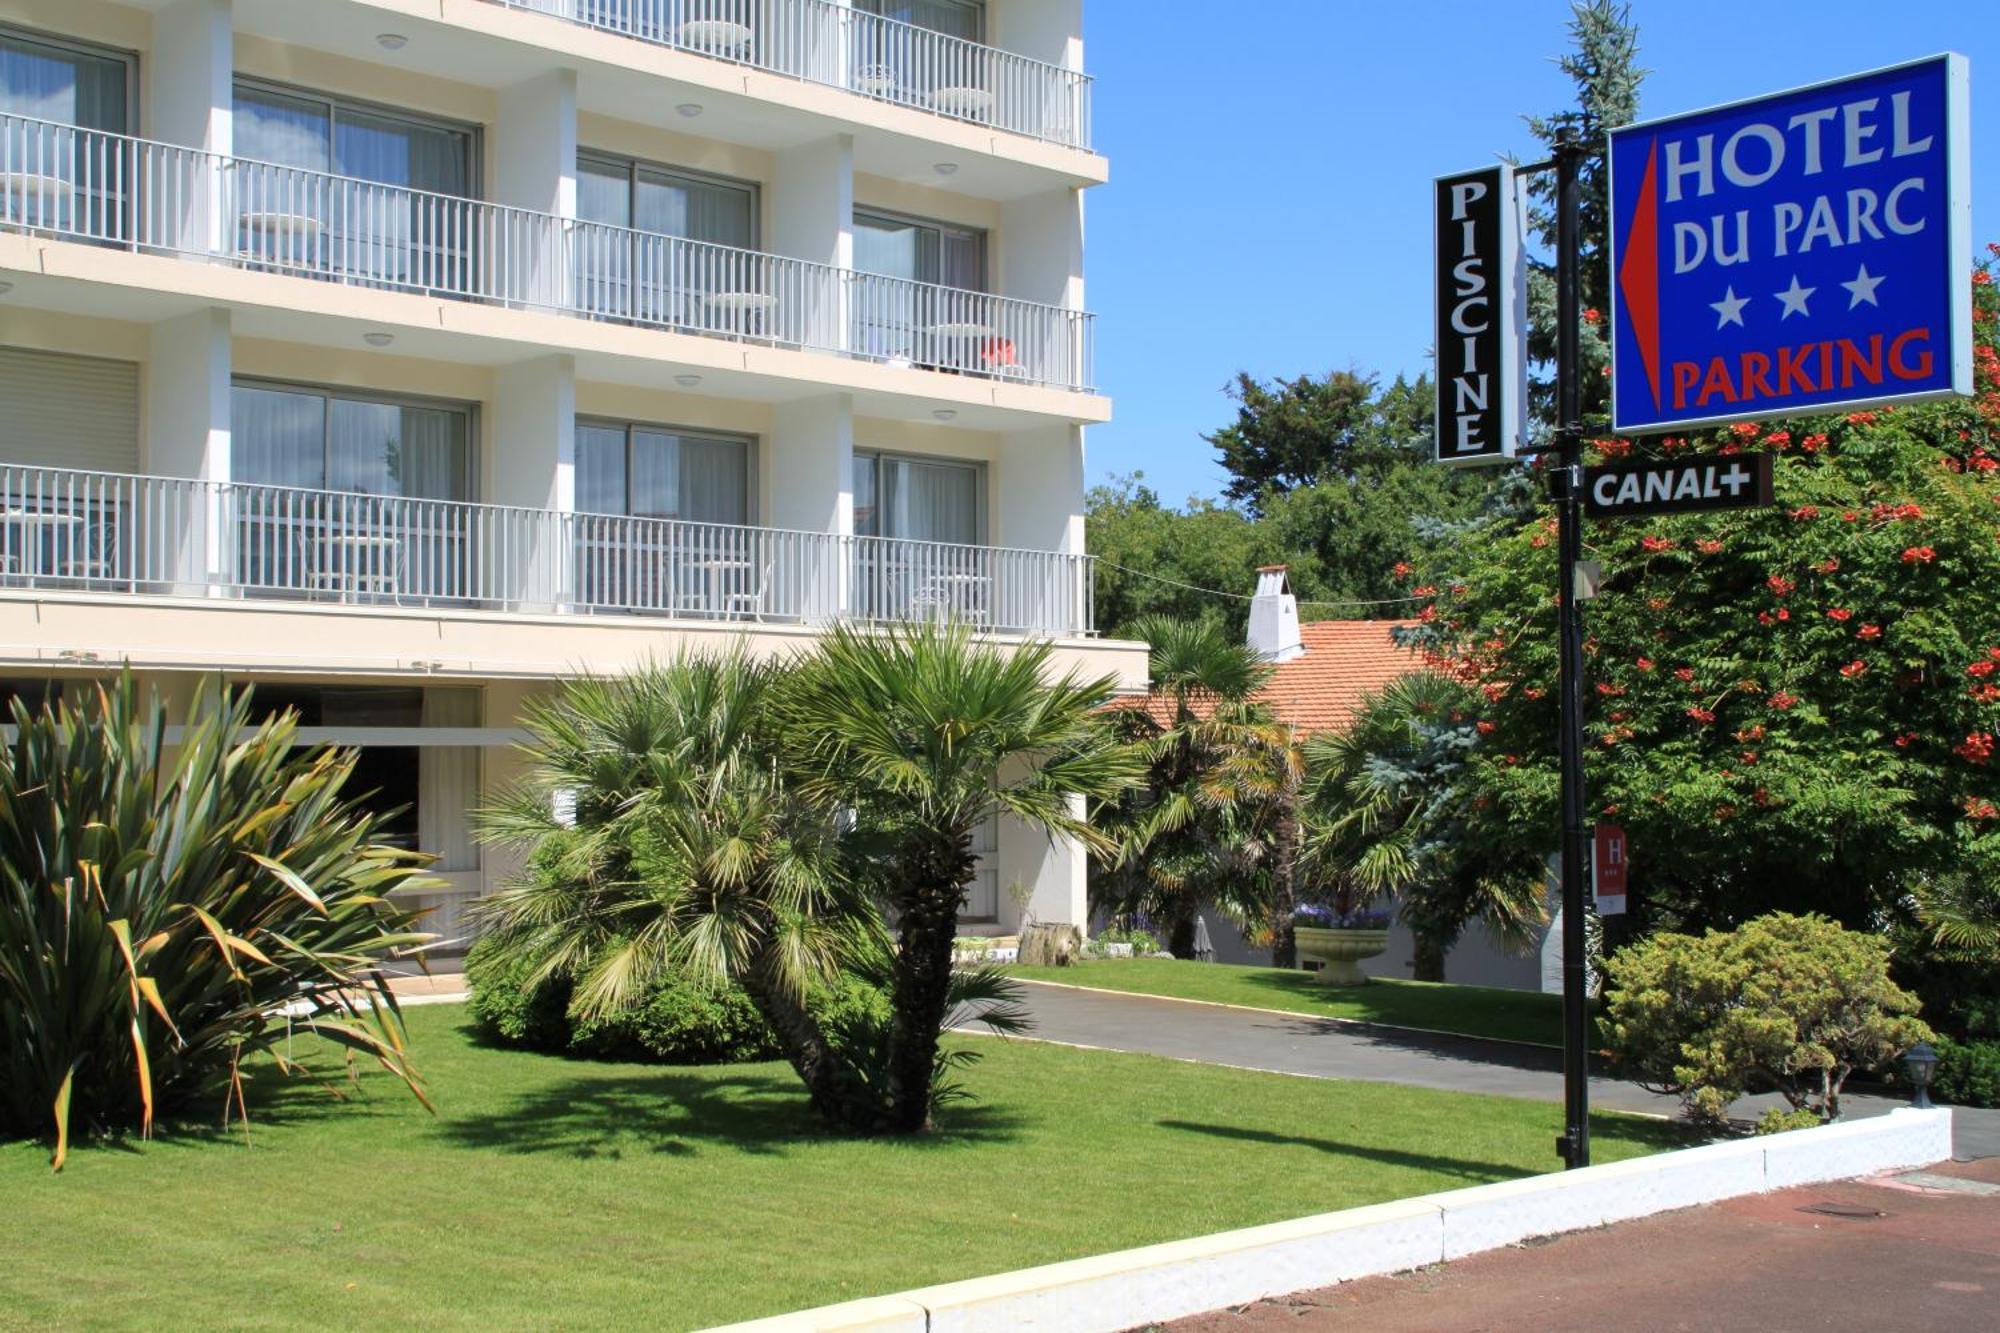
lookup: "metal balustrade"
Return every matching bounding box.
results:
[0,111,1094,392]
[492,0,1092,150]
[0,463,1095,636]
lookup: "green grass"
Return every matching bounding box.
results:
[1009,959,1575,1046]
[2,1003,1685,1331]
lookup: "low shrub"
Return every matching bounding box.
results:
[1603,912,1931,1127]
[463,936,572,1052]
[464,935,887,1067]
[1753,1107,1825,1136]
[1933,1037,2000,1108]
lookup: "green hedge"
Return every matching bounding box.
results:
[1934,1037,2000,1109]
[464,936,888,1066]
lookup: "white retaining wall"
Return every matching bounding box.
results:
[712,1108,1952,1333]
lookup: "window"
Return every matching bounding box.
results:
[576,420,751,526]
[0,27,128,131]
[233,82,472,195]
[576,153,755,248]
[855,1,983,43]
[232,81,475,285]
[574,154,759,325]
[232,382,475,501]
[853,451,981,545]
[853,210,983,290]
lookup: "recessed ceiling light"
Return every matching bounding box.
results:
[932,409,957,422]
[674,373,702,387]
[376,33,408,50]
[362,331,395,348]
[933,162,959,176]
[676,103,704,118]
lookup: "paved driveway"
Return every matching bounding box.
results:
[1004,980,1999,1160]
[1165,1157,2000,1332]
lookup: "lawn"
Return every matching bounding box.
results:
[1008,959,1576,1046]
[1,1004,1685,1331]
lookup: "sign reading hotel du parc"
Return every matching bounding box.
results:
[1609,55,1972,433]
[1434,164,1527,465]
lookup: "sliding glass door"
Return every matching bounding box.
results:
[0,28,131,238]
[850,2,987,106]
[230,382,476,602]
[232,81,475,286]
[575,153,757,325]
[574,420,753,613]
[853,451,986,623]
[852,210,984,364]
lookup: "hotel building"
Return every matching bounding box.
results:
[0,0,1136,947]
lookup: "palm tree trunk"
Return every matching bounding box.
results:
[1270,784,1300,970]
[738,954,884,1133]
[1167,907,1197,959]
[884,832,977,1133]
[1411,932,1447,983]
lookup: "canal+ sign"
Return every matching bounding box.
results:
[1609,55,1971,433]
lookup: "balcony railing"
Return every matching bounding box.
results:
[0,463,1095,637]
[491,0,1092,150]
[0,111,1094,392]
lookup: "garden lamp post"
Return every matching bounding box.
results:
[1903,1042,1939,1109]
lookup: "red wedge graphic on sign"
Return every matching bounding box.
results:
[1618,137,1662,412]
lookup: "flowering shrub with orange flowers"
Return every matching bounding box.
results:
[1396,254,2000,933]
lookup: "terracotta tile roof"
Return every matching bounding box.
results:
[1259,619,1425,738]
[1114,620,1424,739]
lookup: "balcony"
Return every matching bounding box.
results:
[0,112,1094,394]
[488,0,1092,151]
[0,464,1095,638]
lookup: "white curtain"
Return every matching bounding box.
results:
[418,687,480,873]
[882,456,978,544]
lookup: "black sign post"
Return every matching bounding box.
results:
[1549,132,1593,1172]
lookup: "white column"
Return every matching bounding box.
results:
[769,394,852,621]
[771,135,853,352]
[1000,186,1085,385]
[494,70,577,309]
[146,0,234,253]
[144,308,232,592]
[490,354,576,609]
[987,0,1086,143]
[996,798,1090,934]
[994,421,1084,635]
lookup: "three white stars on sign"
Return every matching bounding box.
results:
[1708,264,1886,329]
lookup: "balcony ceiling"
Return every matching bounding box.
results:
[200,0,1103,199]
[0,251,1108,432]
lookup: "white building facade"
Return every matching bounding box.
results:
[0,0,1136,948]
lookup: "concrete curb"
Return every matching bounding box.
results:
[706,1108,1952,1333]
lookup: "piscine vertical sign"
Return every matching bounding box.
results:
[1610,55,1972,433]
[1435,164,1526,464]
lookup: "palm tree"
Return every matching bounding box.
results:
[1096,616,1282,958]
[780,622,1142,1133]
[1302,672,1546,982]
[474,656,883,1130]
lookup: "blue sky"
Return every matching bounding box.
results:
[1082,1,1998,504]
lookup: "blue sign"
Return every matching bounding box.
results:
[1610,55,1971,433]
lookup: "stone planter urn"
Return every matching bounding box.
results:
[1295,925,1390,986]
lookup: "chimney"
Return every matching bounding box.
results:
[1247,565,1304,663]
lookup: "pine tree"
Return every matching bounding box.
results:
[1521,0,1648,433]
